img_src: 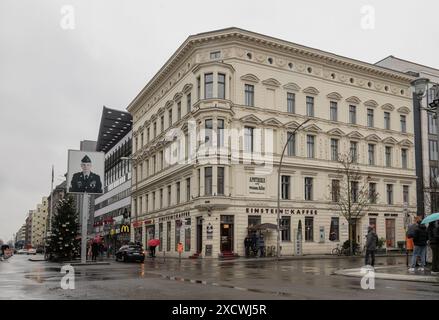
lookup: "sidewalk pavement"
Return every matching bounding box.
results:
[334,265,439,283]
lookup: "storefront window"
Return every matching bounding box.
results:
[329,217,339,241]
[248,216,261,229]
[159,223,163,251]
[280,216,291,241]
[175,220,182,251]
[166,222,171,251]
[185,218,191,251]
[305,217,314,241]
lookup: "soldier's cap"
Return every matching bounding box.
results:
[81,155,92,163]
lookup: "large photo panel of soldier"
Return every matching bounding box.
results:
[67,150,105,194]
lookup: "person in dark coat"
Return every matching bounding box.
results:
[91,242,99,262]
[428,221,439,274]
[409,221,428,272]
[251,232,258,256]
[244,236,251,257]
[69,155,102,193]
[257,234,265,257]
[365,226,378,267]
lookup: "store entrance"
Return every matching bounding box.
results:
[220,215,234,253]
[196,217,203,254]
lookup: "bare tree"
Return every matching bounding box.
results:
[330,153,377,255]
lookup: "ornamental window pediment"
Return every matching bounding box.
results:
[239,114,262,124]
[165,100,174,109]
[283,82,301,92]
[157,107,165,115]
[346,96,361,104]
[364,100,378,108]
[326,92,343,101]
[240,73,260,83]
[382,137,398,145]
[173,92,183,102]
[302,87,320,95]
[285,121,300,129]
[397,106,411,114]
[262,117,283,127]
[327,128,346,136]
[381,103,395,111]
[398,139,413,147]
[262,78,281,87]
[182,83,193,94]
[365,134,382,142]
[347,131,364,140]
[304,124,322,132]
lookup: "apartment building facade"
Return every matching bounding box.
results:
[127,28,416,258]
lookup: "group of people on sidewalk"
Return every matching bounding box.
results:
[244,232,266,258]
[363,218,439,274]
[407,218,439,274]
[87,241,107,261]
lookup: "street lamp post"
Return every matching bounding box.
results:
[277,118,310,260]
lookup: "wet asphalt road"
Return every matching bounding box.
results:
[1,254,439,300]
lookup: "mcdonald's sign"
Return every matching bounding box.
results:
[120,225,130,233]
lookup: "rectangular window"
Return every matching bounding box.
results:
[141,133,144,148]
[280,216,291,241]
[307,135,315,158]
[205,119,213,147]
[167,185,171,207]
[197,76,201,100]
[332,180,340,202]
[177,102,181,121]
[402,149,408,169]
[330,217,339,241]
[161,115,164,132]
[349,105,357,124]
[384,112,391,130]
[152,191,156,210]
[204,73,213,99]
[185,218,191,251]
[248,216,261,229]
[147,127,150,142]
[217,167,225,195]
[210,51,221,60]
[198,169,201,197]
[152,155,156,174]
[369,218,377,232]
[175,220,181,251]
[287,132,295,156]
[428,113,437,135]
[306,96,314,117]
[387,184,393,205]
[429,140,438,161]
[146,159,149,177]
[368,144,375,165]
[186,178,191,201]
[159,223,163,251]
[205,167,212,196]
[369,183,377,204]
[160,151,164,170]
[403,185,409,204]
[351,181,359,203]
[217,119,224,148]
[367,109,374,127]
[176,182,180,204]
[305,217,314,241]
[350,141,358,163]
[244,127,254,153]
[331,138,339,161]
[166,221,171,251]
[168,109,173,128]
[305,177,313,201]
[281,175,290,200]
[160,189,163,209]
[385,146,392,167]
[187,93,191,114]
[154,122,157,138]
[400,115,406,133]
[245,84,254,106]
[218,73,225,99]
[287,93,296,113]
[330,101,338,121]
[431,167,439,187]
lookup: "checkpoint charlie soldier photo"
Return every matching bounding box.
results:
[67,150,104,194]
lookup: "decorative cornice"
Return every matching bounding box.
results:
[364,100,378,108]
[283,82,301,92]
[365,134,382,142]
[304,124,322,132]
[285,120,300,129]
[397,106,411,114]
[327,128,346,136]
[262,117,283,127]
[398,139,413,147]
[381,103,395,111]
[347,131,364,140]
[192,60,235,74]
[326,92,342,101]
[261,78,281,87]
[239,114,262,124]
[345,96,361,104]
[382,137,398,145]
[302,86,320,95]
[240,73,260,83]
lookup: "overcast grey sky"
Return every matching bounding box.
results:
[1,0,438,242]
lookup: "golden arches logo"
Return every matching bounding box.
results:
[121,225,130,233]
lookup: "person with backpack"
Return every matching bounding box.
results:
[428,221,439,275]
[365,226,378,267]
[409,220,428,272]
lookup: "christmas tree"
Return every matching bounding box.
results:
[46,195,80,261]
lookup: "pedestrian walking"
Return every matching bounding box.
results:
[428,221,439,275]
[91,241,99,262]
[257,234,265,257]
[251,232,258,256]
[365,226,378,267]
[244,235,251,257]
[409,220,428,272]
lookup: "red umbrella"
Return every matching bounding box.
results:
[148,239,160,247]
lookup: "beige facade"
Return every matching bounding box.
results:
[127,28,416,258]
[31,197,48,248]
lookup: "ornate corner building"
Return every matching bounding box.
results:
[127,28,416,258]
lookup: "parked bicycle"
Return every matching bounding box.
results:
[331,244,350,256]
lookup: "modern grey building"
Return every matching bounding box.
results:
[376,56,439,216]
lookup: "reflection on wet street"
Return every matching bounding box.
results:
[1,254,438,299]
